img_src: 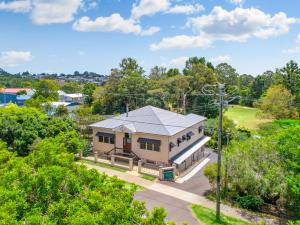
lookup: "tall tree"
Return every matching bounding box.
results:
[258,85,299,119]
[119,57,144,76]
[215,63,239,85]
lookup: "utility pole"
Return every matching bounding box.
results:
[202,83,238,221]
[216,83,224,220]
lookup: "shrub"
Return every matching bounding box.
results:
[237,195,264,211]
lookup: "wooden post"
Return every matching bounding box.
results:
[79,151,83,159]
[159,166,163,180]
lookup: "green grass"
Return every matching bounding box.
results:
[191,205,253,225]
[140,174,157,181]
[225,105,272,130]
[80,159,127,172]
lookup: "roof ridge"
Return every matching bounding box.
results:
[148,106,171,135]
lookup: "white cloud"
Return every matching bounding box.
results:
[0,0,83,24]
[73,14,160,36]
[210,55,231,63]
[188,7,298,40]
[140,26,160,36]
[131,0,204,19]
[0,0,31,13]
[166,4,204,15]
[150,35,212,50]
[152,6,299,50]
[168,56,188,67]
[131,0,170,19]
[31,0,83,24]
[0,51,32,67]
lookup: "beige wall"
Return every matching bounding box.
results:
[131,133,169,164]
[168,121,205,159]
[92,127,115,153]
[92,120,205,165]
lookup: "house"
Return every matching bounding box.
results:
[89,106,211,172]
[58,90,84,104]
[0,88,34,106]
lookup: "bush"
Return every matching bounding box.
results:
[237,195,264,211]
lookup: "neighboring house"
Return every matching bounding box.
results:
[43,101,79,116]
[58,90,84,104]
[0,88,34,106]
[90,106,210,172]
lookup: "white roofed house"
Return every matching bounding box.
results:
[89,106,211,173]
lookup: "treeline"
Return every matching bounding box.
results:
[89,57,300,120]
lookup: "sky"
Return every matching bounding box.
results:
[0,0,300,76]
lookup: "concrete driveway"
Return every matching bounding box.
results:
[159,150,217,196]
[135,190,200,225]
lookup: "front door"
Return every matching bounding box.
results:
[123,133,132,154]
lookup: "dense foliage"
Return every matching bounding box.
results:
[204,120,300,218]
[0,104,79,156]
[0,105,170,224]
[0,137,169,224]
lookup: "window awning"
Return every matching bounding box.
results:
[169,142,176,148]
[187,131,195,137]
[137,138,161,145]
[171,136,211,165]
[96,132,115,138]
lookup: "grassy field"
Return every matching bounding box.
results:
[140,174,157,181]
[225,105,271,130]
[191,205,253,225]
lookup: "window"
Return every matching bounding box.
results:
[177,138,182,146]
[146,142,153,150]
[140,142,146,149]
[98,135,115,144]
[198,126,203,133]
[153,144,160,152]
[110,138,115,144]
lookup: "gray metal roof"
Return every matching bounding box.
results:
[89,105,206,136]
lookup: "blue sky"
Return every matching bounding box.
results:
[0,0,300,76]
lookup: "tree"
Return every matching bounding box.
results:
[149,66,167,80]
[33,79,59,100]
[0,104,78,156]
[277,60,300,96]
[119,57,144,76]
[55,105,68,117]
[258,85,299,119]
[82,83,96,106]
[62,81,81,93]
[215,63,239,86]
[0,135,170,224]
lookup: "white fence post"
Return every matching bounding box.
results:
[111,155,115,165]
[138,160,142,173]
[129,158,133,171]
[94,151,98,162]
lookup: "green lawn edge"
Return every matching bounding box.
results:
[79,159,127,172]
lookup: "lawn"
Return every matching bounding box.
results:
[225,105,271,130]
[140,174,157,181]
[80,159,127,172]
[191,205,253,225]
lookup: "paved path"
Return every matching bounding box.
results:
[80,162,267,223]
[135,190,200,225]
